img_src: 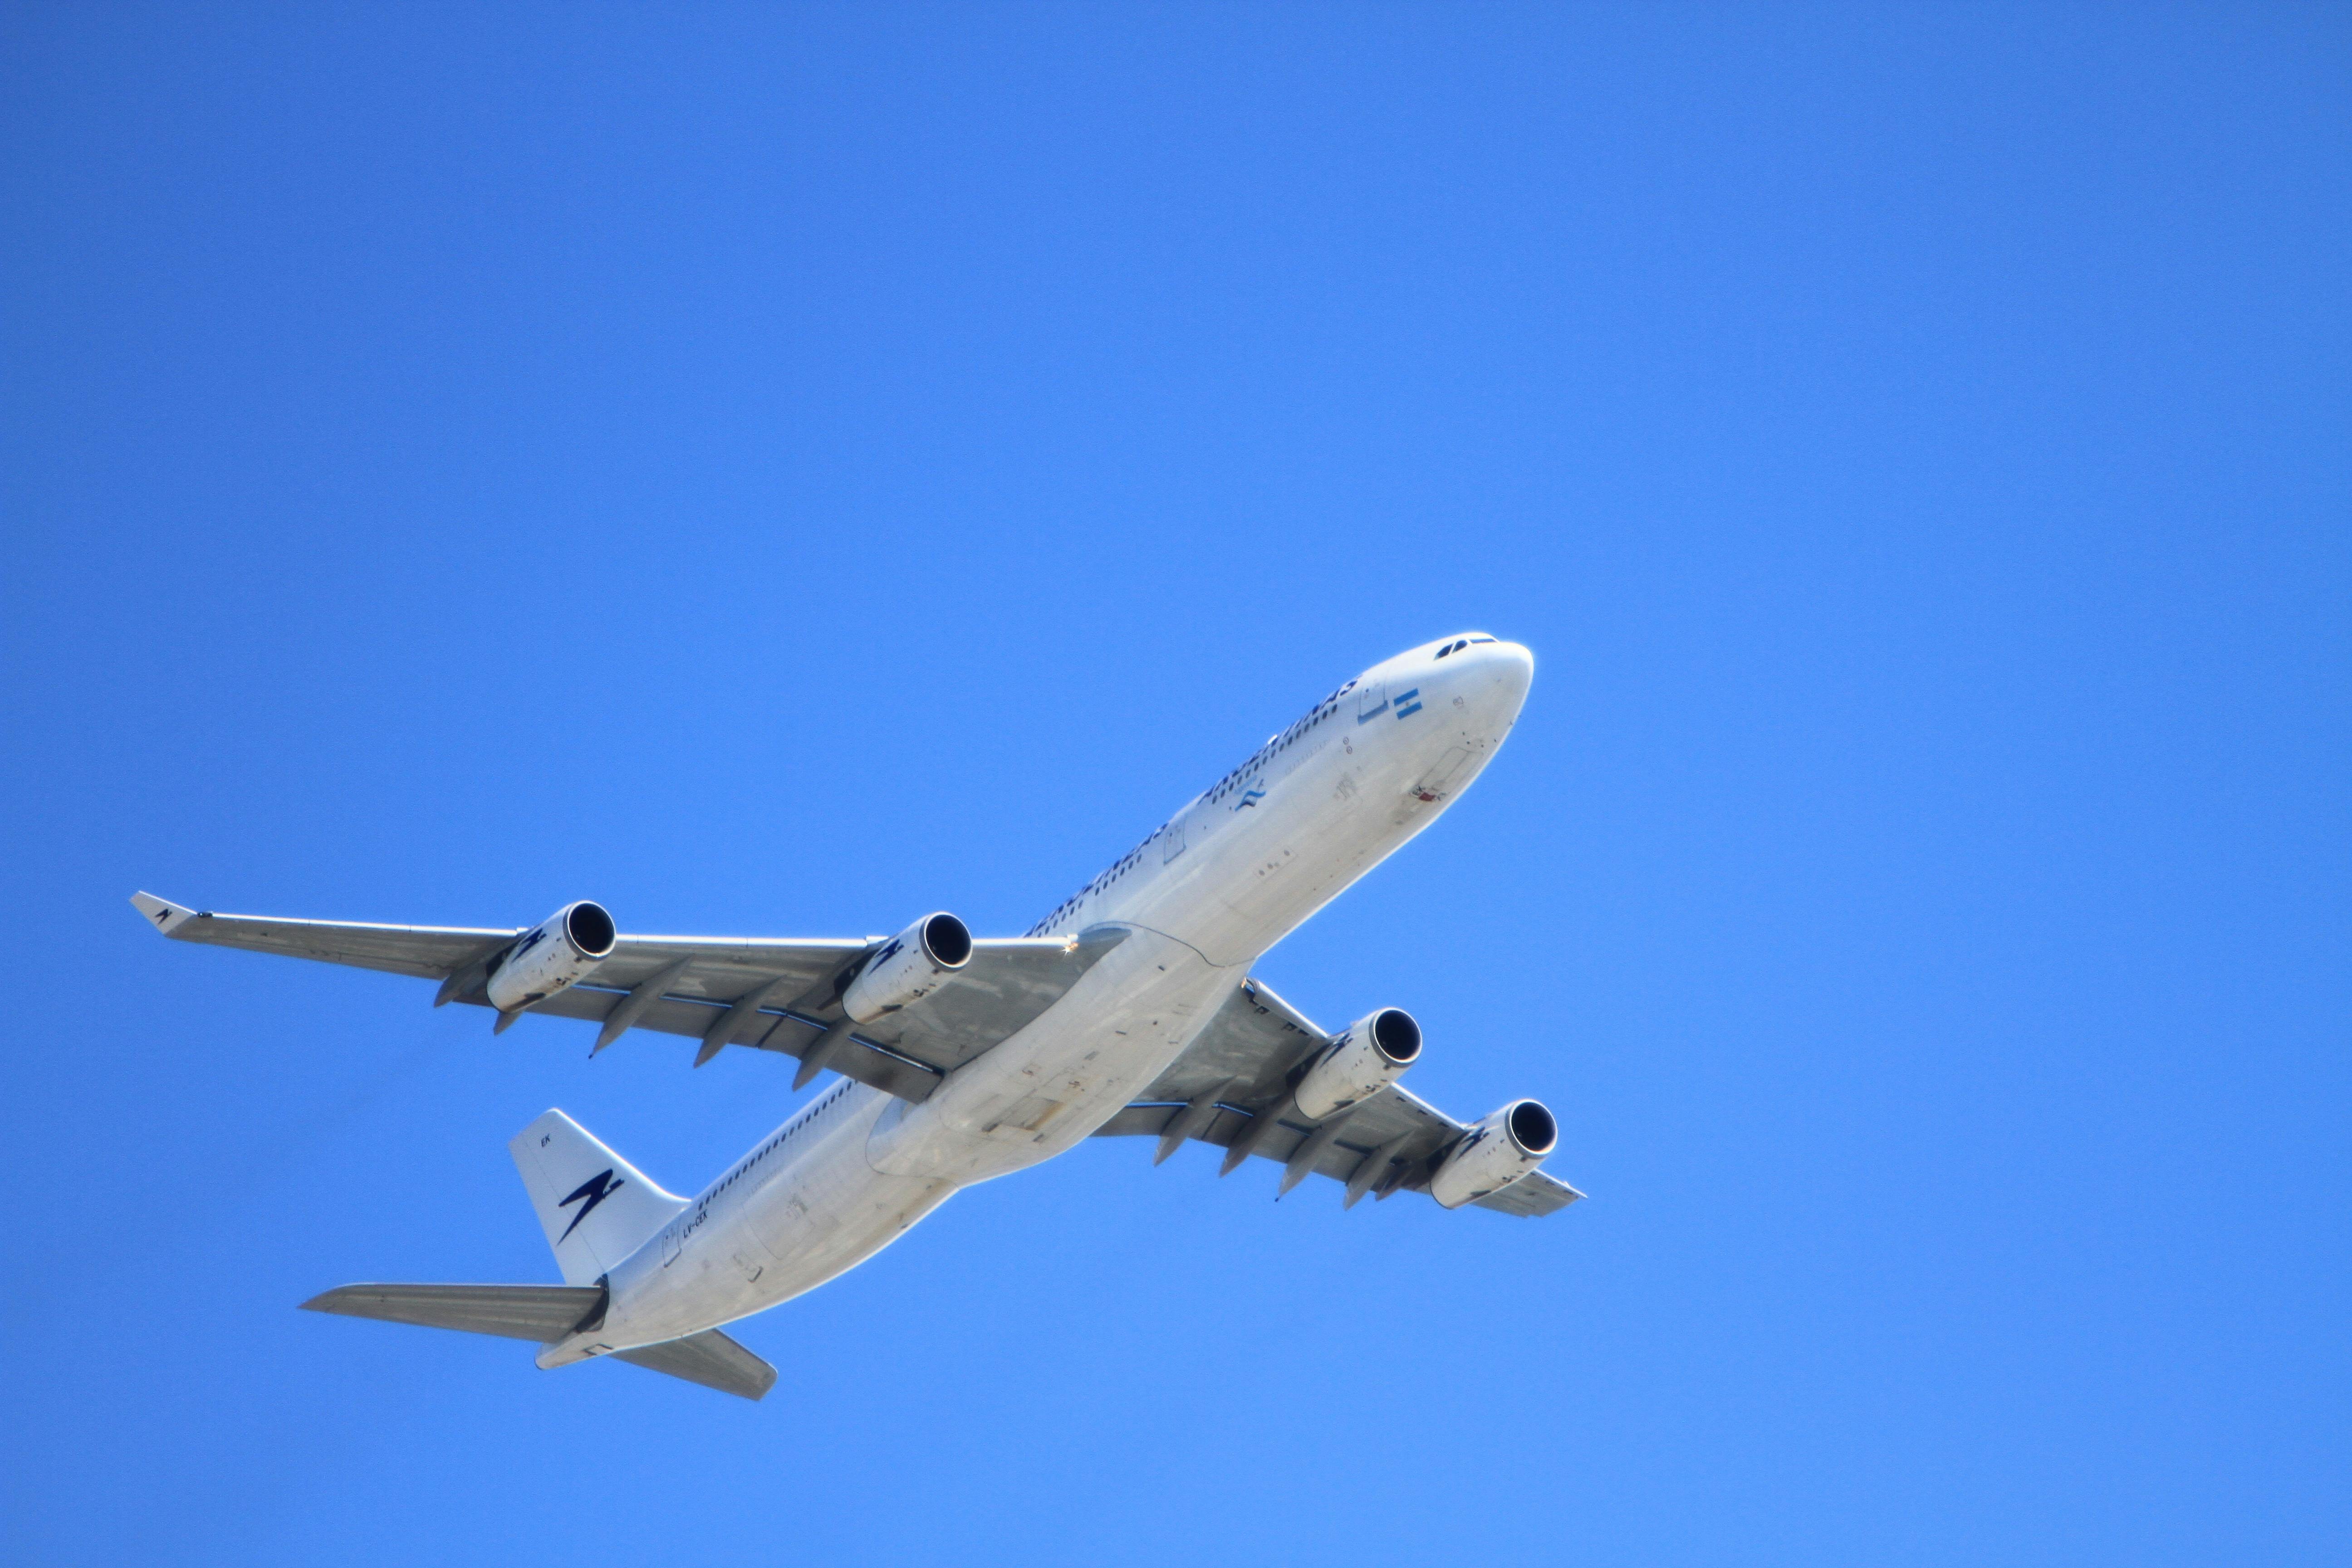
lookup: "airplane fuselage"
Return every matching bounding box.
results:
[544,635,1534,1365]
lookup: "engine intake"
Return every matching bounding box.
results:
[486,901,616,1012]
[842,912,973,1023]
[1294,1007,1421,1120]
[1427,1098,1557,1209]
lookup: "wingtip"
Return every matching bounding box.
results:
[129,891,198,936]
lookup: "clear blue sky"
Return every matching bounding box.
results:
[3,5,2344,1564]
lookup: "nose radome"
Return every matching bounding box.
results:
[1452,639,1533,729]
[1488,638,1533,687]
[1461,637,1532,694]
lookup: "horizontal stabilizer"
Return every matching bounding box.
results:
[302,1283,776,1400]
[301,1282,603,1342]
[614,1329,777,1401]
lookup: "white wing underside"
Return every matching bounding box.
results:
[132,891,1110,1102]
[1092,975,1583,1216]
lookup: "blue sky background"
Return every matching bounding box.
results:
[3,5,2345,1563]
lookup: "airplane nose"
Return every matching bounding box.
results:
[1465,640,1534,719]
[1427,638,1533,734]
[1489,640,1534,706]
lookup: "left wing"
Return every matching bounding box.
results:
[1091,976,1583,1216]
[131,892,1123,1103]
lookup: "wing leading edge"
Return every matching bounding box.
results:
[130,892,1124,1102]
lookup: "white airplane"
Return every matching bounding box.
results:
[133,633,1578,1400]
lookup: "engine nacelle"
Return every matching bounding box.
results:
[1427,1099,1558,1209]
[842,913,973,1023]
[485,901,617,1012]
[1294,1007,1421,1120]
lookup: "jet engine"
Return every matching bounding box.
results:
[1294,1007,1421,1120]
[1427,1098,1557,1209]
[485,901,617,1012]
[842,912,973,1023]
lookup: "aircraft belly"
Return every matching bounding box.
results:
[863,925,1234,1183]
[738,1095,952,1289]
[587,1092,953,1348]
[740,1171,954,1307]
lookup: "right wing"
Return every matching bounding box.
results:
[1091,976,1583,1216]
[132,892,1125,1103]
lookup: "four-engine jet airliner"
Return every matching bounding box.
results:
[133,633,1578,1400]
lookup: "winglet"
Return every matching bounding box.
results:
[129,891,200,937]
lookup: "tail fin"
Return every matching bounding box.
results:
[509,1110,687,1285]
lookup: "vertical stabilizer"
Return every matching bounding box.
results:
[510,1110,687,1285]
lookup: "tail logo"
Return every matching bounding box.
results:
[557,1168,626,1241]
